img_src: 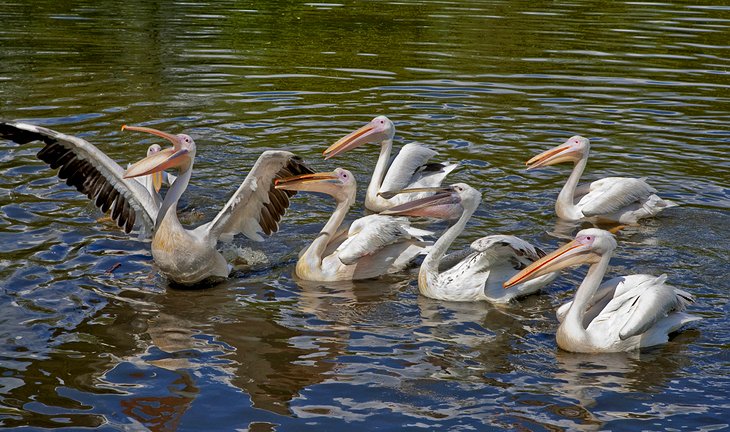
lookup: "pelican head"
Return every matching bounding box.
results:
[526,135,590,170]
[146,144,164,192]
[122,125,196,179]
[504,228,616,289]
[380,182,480,220]
[323,115,395,160]
[274,167,356,202]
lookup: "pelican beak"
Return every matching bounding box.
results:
[152,171,163,192]
[380,187,463,219]
[323,123,377,160]
[274,171,340,192]
[526,142,581,170]
[124,147,190,179]
[122,125,181,146]
[503,239,597,289]
[122,125,190,179]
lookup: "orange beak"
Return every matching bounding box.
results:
[323,123,377,160]
[503,239,596,289]
[525,144,578,170]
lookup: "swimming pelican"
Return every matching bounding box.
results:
[504,228,699,352]
[134,144,176,208]
[382,183,558,303]
[0,121,312,285]
[322,115,458,212]
[97,144,174,226]
[526,135,676,223]
[274,168,432,281]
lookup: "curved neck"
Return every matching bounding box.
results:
[556,156,587,219]
[156,165,192,230]
[365,139,393,205]
[304,193,354,263]
[563,252,612,335]
[422,200,479,277]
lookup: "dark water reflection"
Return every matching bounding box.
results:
[1,0,729,430]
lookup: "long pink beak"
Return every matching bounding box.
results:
[323,123,377,160]
[380,187,462,220]
[122,125,189,179]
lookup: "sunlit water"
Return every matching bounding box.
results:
[0,1,728,430]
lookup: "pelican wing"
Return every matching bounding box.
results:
[0,121,158,233]
[556,275,631,325]
[380,143,455,193]
[579,177,656,217]
[445,235,545,280]
[335,214,432,265]
[205,150,312,242]
[587,274,695,340]
[469,235,546,269]
[439,235,548,300]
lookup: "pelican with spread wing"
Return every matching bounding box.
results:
[322,115,457,212]
[0,121,311,285]
[504,228,699,352]
[526,135,676,223]
[382,183,558,303]
[274,168,432,281]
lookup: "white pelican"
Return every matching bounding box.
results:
[322,115,458,212]
[134,144,176,208]
[97,144,174,226]
[274,168,432,281]
[382,183,558,303]
[504,228,700,353]
[526,135,677,223]
[0,121,312,285]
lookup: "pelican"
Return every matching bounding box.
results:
[504,228,700,353]
[133,144,176,208]
[274,168,432,281]
[322,115,458,212]
[382,183,558,303]
[0,121,312,285]
[526,135,677,223]
[97,144,174,225]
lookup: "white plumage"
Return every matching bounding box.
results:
[527,136,677,223]
[323,115,458,213]
[505,228,700,352]
[0,121,311,285]
[384,183,558,303]
[275,168,432,281]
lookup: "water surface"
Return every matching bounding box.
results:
[0,0,728,430]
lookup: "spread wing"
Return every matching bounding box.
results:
[578,177,656,217]
[0,121,158,234]
[380,143,455,193]
[335,214,432,265]
[203,150,313,242]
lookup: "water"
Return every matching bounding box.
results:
[1,0,729,430]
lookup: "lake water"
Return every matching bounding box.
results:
[1,0,728,430]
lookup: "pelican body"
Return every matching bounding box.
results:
[527,136,676,223]
[504,228,699,353]
[383,184,557,303]
[274,168,432,281]
[323,115,457,213]
[0,121,311,285]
